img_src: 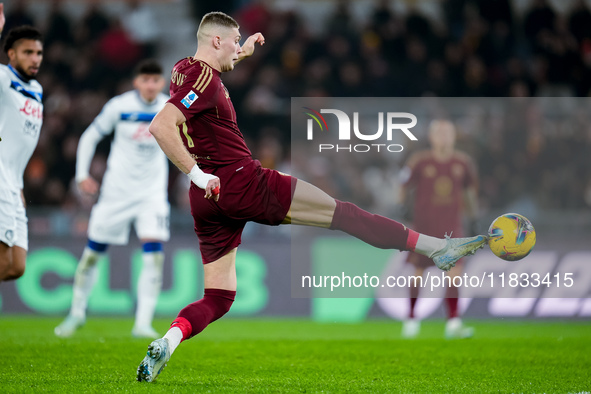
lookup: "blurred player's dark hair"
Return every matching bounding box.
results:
[134,59,163,76]
[3,26,43,54]
[199,11,239,30]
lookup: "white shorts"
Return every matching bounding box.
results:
[87,197,170,245]
[0,188,28,250]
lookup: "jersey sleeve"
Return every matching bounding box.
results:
[167,64,216,120]
[75,123,105,182]
[92,97,120,135]
[75,98,119,182]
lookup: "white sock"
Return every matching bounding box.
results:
[414,234,447,258]
[446,317,462,330]
[163,326,183,355]
[70,247,102,319]
[134,251,164,328]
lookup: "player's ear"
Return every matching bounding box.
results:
[7,48,16,62]
[213,35,222,49]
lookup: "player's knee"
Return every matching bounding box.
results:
[0,245,26,281]
[177,289,236,338]
[81,240,109,269]
[141,242,165,269]
[212,301,233,321]
[3,260,26,281]
[6,266,25,280]
[142,242,163,254]
[0,256,10,277]
[87,239,108,254]
[205,288,236,321]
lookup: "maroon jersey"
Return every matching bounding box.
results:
[402,150,477,237]
[167,58,252,169]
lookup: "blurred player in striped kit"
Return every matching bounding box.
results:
[55,59,170,339]
[399,120,479,339]
[0,4,44,282]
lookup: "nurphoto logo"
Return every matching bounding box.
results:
[303,107,418,153]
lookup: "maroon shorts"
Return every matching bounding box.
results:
[190,158,296,264]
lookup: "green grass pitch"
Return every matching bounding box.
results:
[0,317,589,393]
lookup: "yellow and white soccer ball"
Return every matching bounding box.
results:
[487,213,536,261]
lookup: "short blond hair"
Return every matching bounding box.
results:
[197,12,239,41]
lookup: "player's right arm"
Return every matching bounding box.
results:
[75,99,119,195]
[75,125,104,195]
[149,103,220,200]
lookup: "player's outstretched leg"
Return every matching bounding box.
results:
[430,234,488,271]
[287,182,487,271]
[55,240,106,337]
[328,200,487,271]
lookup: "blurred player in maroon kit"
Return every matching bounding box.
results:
[399,120,479,339]
[136,12,487,382]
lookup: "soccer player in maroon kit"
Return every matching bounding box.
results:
[137,12,488,382]
[399,120,479,339]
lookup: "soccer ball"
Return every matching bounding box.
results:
[487,213,536,261]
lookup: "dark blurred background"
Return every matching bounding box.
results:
[3,0,591,236]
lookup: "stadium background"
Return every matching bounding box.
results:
[1,0,590,320]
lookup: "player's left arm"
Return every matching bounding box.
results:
[75,98,120,195]
[234,32,265,65]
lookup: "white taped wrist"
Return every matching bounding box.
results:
[188,164,218,189]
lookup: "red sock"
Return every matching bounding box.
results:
[330,200,411,250]
[406,230,419,252]
[173,288,236,340]
[409,285,419,319]
[445,285,459,319]
[170,317,192,340]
